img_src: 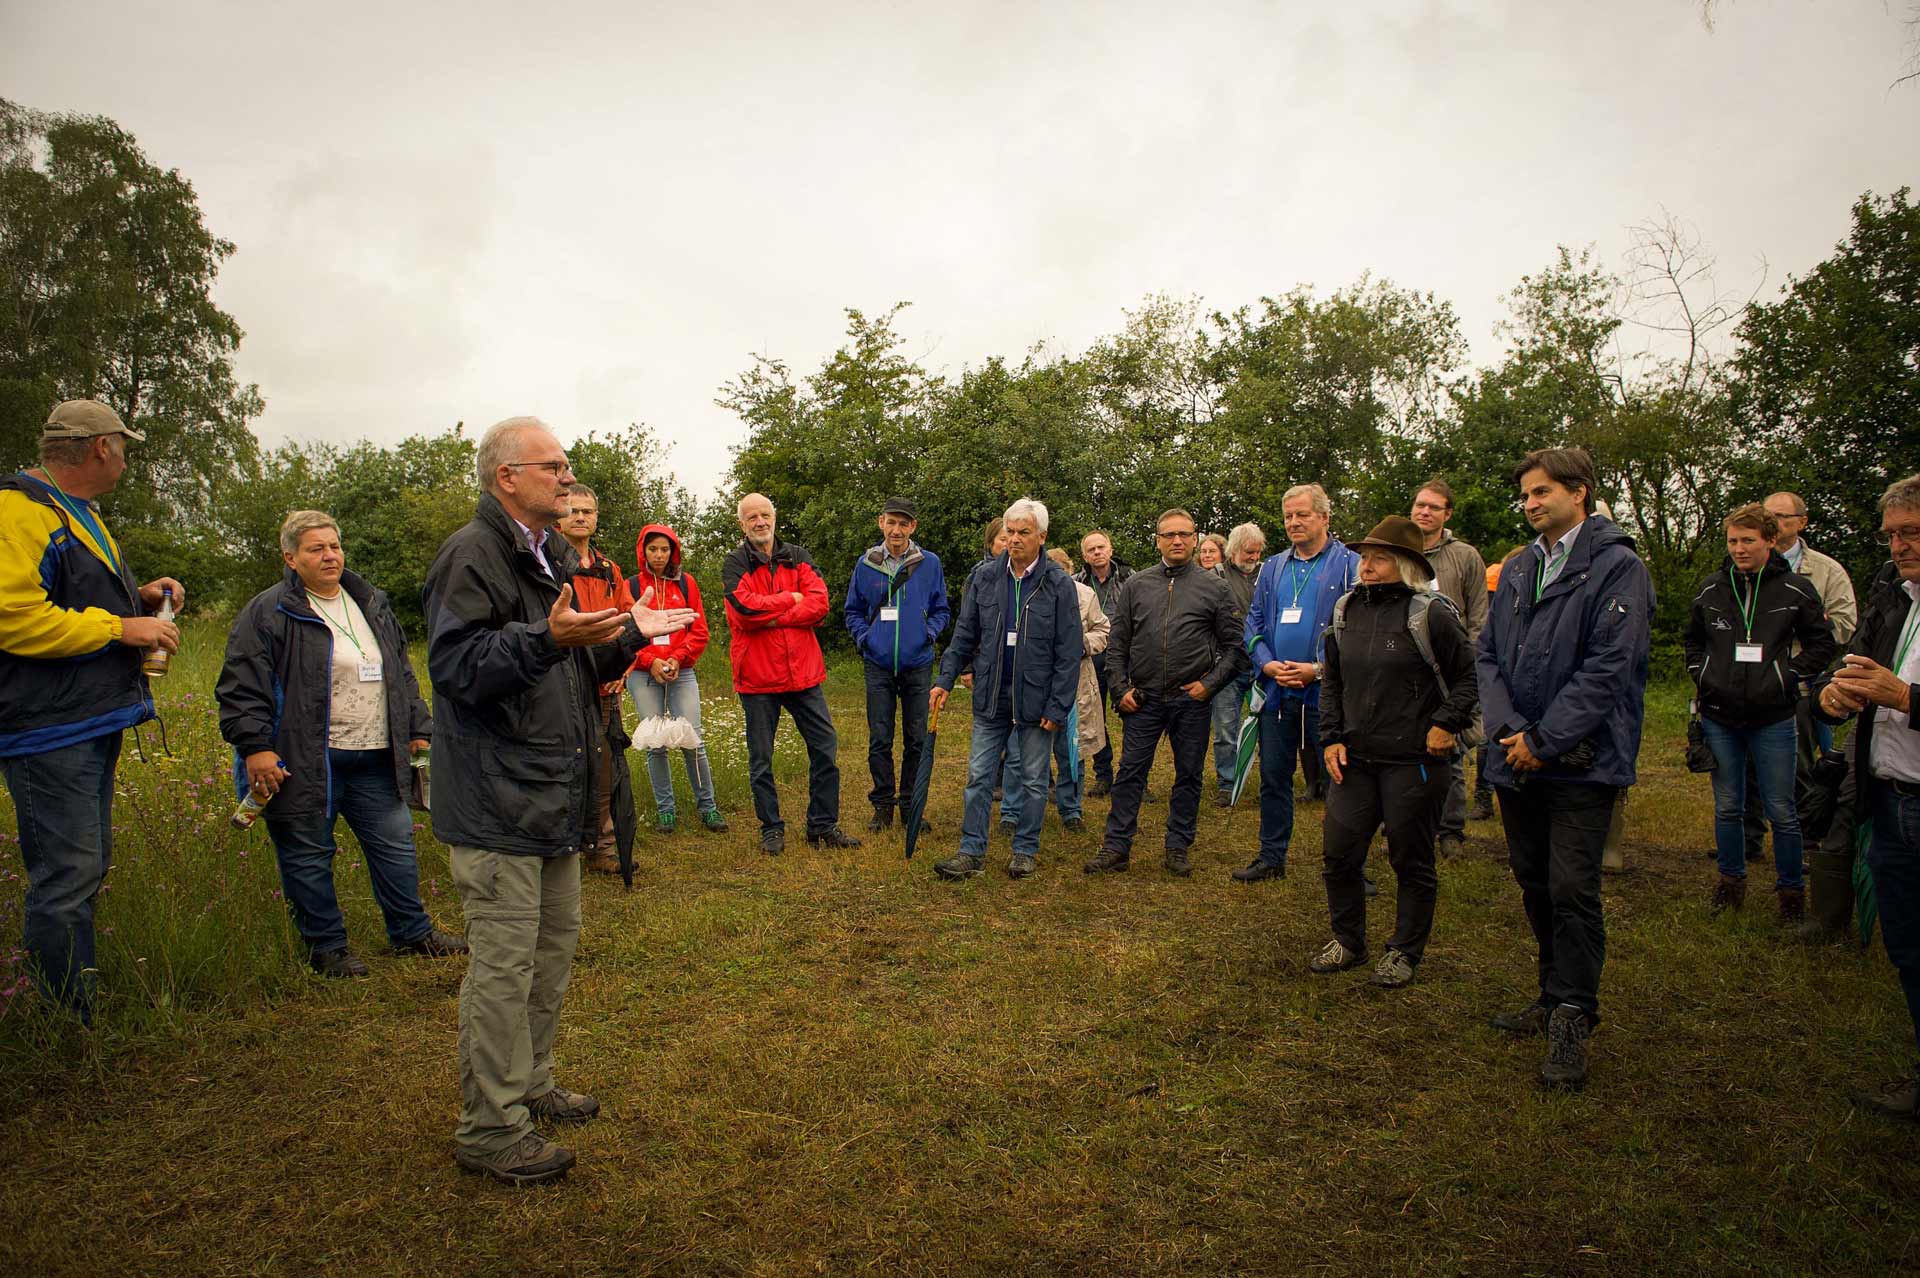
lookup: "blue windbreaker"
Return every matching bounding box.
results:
[844,542,950,672]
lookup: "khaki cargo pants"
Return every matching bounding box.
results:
[450,846,582,1153]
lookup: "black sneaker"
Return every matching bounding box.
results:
[1490,997,1552,1036]
[393,928,468,958]
[1851,1071,1920,1121]
[526,1085,600,1124]
[311,948,370,979]
[1083,848,1130,874]
[809,827,862,850]
[934,853,983,880]
[866,808,893,833]
[1007,853,1038,879]
[454,1132,576,1186]
[1540,1005,1591,1088]
[1087,778,1112,798]
[760,828,786,857]
[1231,860,1285,883]
[1163,847,1192,877]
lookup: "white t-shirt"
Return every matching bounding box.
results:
[309,588,390,751]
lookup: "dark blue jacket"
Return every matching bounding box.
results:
[844,543,950,672]
[936,552,1082,726]
[1475,515,1654,789]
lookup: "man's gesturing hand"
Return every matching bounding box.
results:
[548,584,628,647]
[629,585,696,640]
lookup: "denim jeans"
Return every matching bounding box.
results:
[1703,716,1804,890]
[861,661,932,812]
[1103,691,1212,855]
[2,731,121,1021]
[626,667,718,817]
[263,747,433,954]
[997,731,1022,827]
[962,714,1054,858]
[1255,694,1319,868]
[1867,785,1920,1055]
[1498,779,1617,1021]
[1211,669,1254,792]
[1323,758,1448,960]
[740,684,840,837]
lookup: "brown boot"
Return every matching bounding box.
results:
[1778,887,1806,925]
[584,847,620,875]
[1709,873,1746,912]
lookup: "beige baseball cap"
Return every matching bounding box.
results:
[43,400,145,442]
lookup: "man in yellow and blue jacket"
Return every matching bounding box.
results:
[0,400,182,1023]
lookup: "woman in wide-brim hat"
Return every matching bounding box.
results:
[1308,515,1479,989]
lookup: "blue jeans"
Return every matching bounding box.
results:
[962,715,1054,858]
[861,660,932,811]
[1703,716,1804,889]
[2,731,121,1022]
[740,684,840,837]
[264,747,433,954]
[1211,669,1253,791]
[626,667,718,817]
[1867,785,1920,1055]
[1256,694,1319,868]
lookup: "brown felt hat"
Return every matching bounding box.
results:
[43,400,145,442]
[1350,515,1434,577]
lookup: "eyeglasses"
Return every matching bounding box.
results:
[1876,527,1920,547]
[505,459,570,476]
[1156,530,1196,540]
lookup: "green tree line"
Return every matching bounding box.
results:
[4,99,1914,663]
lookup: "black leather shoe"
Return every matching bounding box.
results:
[1083,848,1130,874]
[808,827,862,850]
[311,948,370,978]
[866,808,893,833]
[1086,778,1111,798]
[1164,847,1192,876]
[394,928,468,958]
[1230,860,1284,883]
[760,828,785,856]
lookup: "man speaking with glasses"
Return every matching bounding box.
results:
[1084,509,1244,876]
[425,416,696,1185]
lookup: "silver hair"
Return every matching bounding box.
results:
[1282,483,1331,516]
[1766,490,1808,517]
[1395,554,1432,590]
[1225,522,1266,560]
[1881,474,1920,515]
[475,416,551,493]
[1003,497,1049,537]
[280,510,341,556]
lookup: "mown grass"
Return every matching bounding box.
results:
[2,629,1918,1276]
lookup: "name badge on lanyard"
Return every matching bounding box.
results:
[1280,607,1304,625]
[880,606,899,622]
[358,659,384,682]
[1006,630,1019,647]
[1734,643,1763,664]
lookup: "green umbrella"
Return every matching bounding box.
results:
[1228,684,1265,806]
[1855,820,1878,947]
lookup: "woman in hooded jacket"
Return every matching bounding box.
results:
[626,524,728,834]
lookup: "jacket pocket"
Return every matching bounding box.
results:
[480,748,576,834]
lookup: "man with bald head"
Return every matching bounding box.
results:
[723,492,858,855]
[425,415,696,1185]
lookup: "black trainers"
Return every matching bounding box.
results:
[1163,847,1192,877]
[866,808,893,833]
[1231,860,1284,883]
[1540,1005,1591,1088]
[1007,853,1038,879]
[1489,997,1552,1036]
[760,828,785,857]
[526,1085,599,1124]
[454,1132,576,1185]
[394,928,468,958]
[934,853,983,880]
[1851,1071,1920,1121]
[311,948,370,979]
[809,827,862,850]
[1087,778,1111,798]
[1083,847,1130,874]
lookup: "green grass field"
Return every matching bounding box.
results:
[2,631,1917,1276]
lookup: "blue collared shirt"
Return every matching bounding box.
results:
[1782,538,1806,572]
[1531,520,1586,594]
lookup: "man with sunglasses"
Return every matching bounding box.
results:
[425,416,696,1186]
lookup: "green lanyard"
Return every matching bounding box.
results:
[1728,569,1759,643]
[1534,546,1569,603]
[311,591,367,657]
[1286,555,1316,607]
[1894,597,1920,677]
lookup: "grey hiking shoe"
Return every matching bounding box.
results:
[1371,950,1415,989]
[454,1132,576,1186]
[1164,846,1193,877]
[1540,1005,1591,1089]
[934,853,983,880]
[1007,853,1038,880]
[526,1085,599,1124]
[1851,1071,1920,1121]
[311,948,370,979]
[394,927,468,958]
[1490,997,1552,1036]
[1309,938,1368,974]
[1083,847,1130,874]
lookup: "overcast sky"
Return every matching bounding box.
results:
[4,0,1915,500]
